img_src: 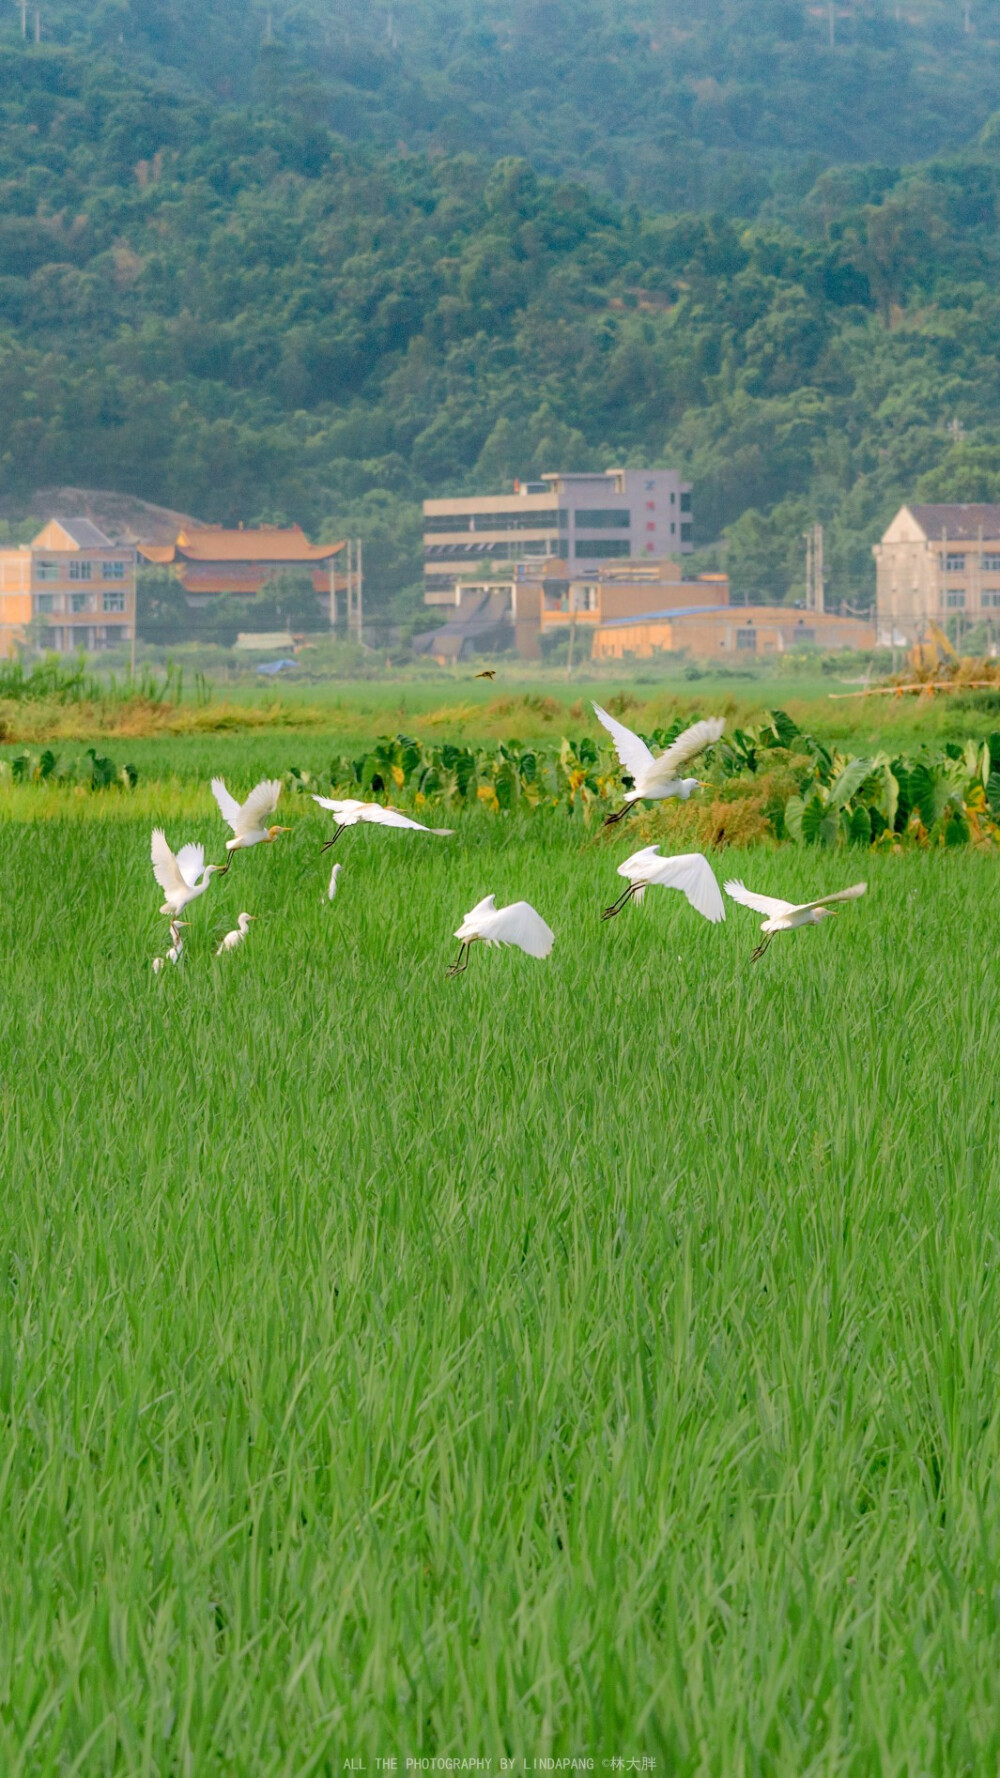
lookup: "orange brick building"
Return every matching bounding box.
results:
[591,604,875,660]
[0,518,136,656]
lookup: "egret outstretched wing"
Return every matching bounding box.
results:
[211,778,242,831]
[151,829,187,898]
[592,704,655,782]
[648,850,725,922]
[234,779,282,837]
[793,882,867,915]
[655,716,726,779]
[724,880,796,919]
[483,901,555,957]
[174,842,206,888]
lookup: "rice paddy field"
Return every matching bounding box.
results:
[2,678,1000,1773]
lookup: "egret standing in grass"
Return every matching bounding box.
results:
[216,912,255,956]
[152,918,188,973]
[724,878,867,960]
[448,895,554,976]
[151,831,223,917]
[593,704,725,825]
[327,861,343,900]
[311,796,454,852]
[211,778,288,871]
[602,847,725,922]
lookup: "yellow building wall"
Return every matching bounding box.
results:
[591,609,876,660]
[0,548,31,657]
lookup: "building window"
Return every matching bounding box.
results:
[557,509,569,528]
[102,626,126,645]
[570,585,598,613]
[793,627,816,643]
[981,589,1000,607]
[35,594,58,614]
[35,560,60,581]
[70,592,90,613]
[736,627,757,650]
[680,492,691,512]
[574,510,630,528]
[102,560,126,580]
[670,522,676,535]
[940,552,965,572]
[981,553,1000,572]
[681,522,692,539]
[670,491,676,505]
[945,588,966,609]
[103,589,126,613]
[574,539,630,558]
[68,559,92,581]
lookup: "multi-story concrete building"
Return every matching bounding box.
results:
[423,468,692,605]
[0,518,136,657]
[873,504,1000,642]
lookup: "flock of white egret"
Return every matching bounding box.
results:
[149,704,866,975]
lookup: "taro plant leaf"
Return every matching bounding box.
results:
[849,804,872,846]
[827,756,871,812]
[987,771,1000,818]
[11,753,30,782]
[800,792,840,846]
[784,794,806,841]
[38,749,57,779]
[119,762,138,789]
[761,708,801,749]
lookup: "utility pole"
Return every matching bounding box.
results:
[828,0,835,46]
[33,6,40,42]
[345,538,363,643]
[804,523,825,613]
[18,0,27,37]
[329,549,338,632]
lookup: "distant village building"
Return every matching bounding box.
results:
[422,469,692,606]
[874,504,1000,642]
[138,524,344,608]
[415,556,874,663]
[0,519,136,657]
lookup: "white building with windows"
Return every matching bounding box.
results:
[873,504,1000,643]
[422,468,692,605]
[0,518,136,656]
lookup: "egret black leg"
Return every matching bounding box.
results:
[320,825,345,854]
[603,802,635,828]
[446,943,469,977]
[751,933,773,962]
[601,883,639,920]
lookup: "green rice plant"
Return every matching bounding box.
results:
[1,790,1000,1768]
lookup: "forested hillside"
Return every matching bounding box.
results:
[3,8,1000,611]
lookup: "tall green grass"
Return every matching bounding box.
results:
[1,798,999,1770]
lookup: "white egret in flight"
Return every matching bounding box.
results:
[212,778,288,870]
[724,878,867,960]
[602,847,725,923]
[327,861,343,900]
[216,912,255,956]
[448,895,554,976]
[151,830,223,916]
[593,704,725,826]
[311,796,454,852]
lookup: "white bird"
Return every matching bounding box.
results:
[151,830,223,916]
[211,778,288,870]
[152,919,189,973]
[216,912,255,956]
[311,795,454,852]
[327,861,343,900]
[448,895,554,976]
[593,704,725,826]
[602,847,725,923]
[724,879,867,960]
